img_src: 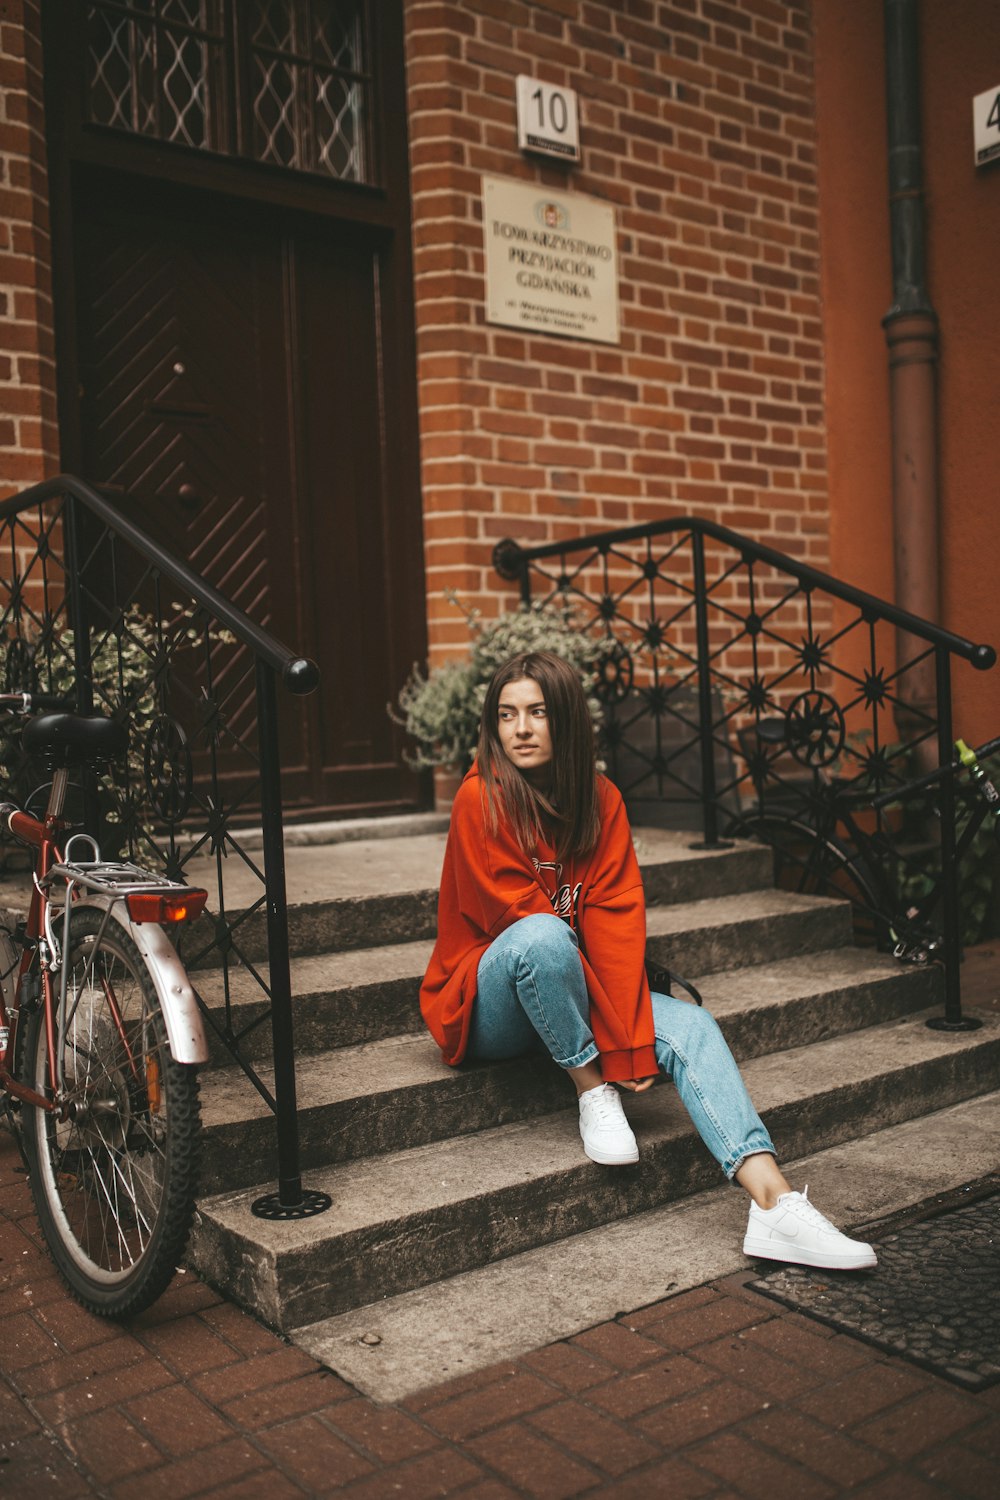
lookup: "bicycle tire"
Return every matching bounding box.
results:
[726,812,890,948]
[21,908,200,1318]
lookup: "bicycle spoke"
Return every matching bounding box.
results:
[87,1141,148,1267]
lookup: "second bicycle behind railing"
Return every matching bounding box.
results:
[728,717,1000,975]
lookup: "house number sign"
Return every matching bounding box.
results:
[516,76,580,162]
[973,84,1000,166]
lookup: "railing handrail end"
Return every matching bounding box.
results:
[1,474,320,692]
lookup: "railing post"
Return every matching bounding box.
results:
[691,532,721,847]
[926,646,980,1032]
[64,492,103,837]
[251,659,331,1220]
[64,493,93,714]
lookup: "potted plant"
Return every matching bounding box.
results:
[389,594,605,798]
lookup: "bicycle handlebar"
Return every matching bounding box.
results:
[871,733,1000,809]
[0,691,77,714]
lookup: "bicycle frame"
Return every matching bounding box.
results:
[0,768,68,1110]
[867,734,1000,955]
[741,724,1000,964]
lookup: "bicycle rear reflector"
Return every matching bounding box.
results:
[145,1053,162,1113]
[126,890,208,924]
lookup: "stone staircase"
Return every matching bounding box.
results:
[185,824,1000,1351]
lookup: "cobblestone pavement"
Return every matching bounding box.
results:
[752,1187,1000,1391]
[2,946,998,1499]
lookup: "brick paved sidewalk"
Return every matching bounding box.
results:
[2,1128,998,1499]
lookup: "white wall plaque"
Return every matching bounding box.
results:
[973,84,1000,166]
[516,76,580,162]
[483,175,619,345]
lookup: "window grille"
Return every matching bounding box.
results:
[84,0,371,183]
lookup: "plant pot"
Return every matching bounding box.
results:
[433,767,465,812]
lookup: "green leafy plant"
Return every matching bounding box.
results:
[856,737,1000,946]
[955,806,1000,942]
[1,606,234,847]
[903,781,1000,946]
[389,593,607,771]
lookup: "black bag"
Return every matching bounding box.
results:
[644,959,703,1007]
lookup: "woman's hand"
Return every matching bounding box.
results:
[617,1076,656,1094]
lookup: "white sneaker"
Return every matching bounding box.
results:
[743,1185,877,1271]
[578,1083,639,1166]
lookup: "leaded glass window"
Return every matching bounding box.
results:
[249,0,367,179]
[84,0,371,183]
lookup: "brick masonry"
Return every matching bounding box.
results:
[0,2,996,728]
[403,0,829,656]
[0,0,58,497]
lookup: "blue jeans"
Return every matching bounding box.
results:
[469,913,776,1179]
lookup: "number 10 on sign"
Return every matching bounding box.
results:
[516,76,580,162]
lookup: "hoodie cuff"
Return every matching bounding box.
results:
[600,1044,659,1084]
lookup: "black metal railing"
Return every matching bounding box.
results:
[494,517,997,1028]
[0,474,327,1217]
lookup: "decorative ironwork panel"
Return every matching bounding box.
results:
[496,520,997,989]
[0,484,313,1125]
[84,0,370,182]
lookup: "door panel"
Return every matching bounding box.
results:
[75,195,422,813]
[296,237,395,778]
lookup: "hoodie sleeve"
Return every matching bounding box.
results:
[576,781,658,1083]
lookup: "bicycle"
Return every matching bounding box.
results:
[726,715,1000,964]
[868,734,1000,961]
[0,692,209,1317]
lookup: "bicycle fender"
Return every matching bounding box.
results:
[71,897,209,1065]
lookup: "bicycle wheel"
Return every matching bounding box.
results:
[21,908,200,1317]
[727,812,890,947]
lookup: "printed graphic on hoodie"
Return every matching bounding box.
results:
[533,858,582,928]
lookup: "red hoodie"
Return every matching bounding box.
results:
[420,766,658,1082]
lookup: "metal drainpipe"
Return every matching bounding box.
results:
[882,0,940,741]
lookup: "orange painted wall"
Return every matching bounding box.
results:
[923,0,1000,737]
[815,0,1000,743]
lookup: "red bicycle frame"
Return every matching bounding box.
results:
[0,801,67,1111]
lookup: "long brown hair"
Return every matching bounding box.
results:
[477,651,600,860]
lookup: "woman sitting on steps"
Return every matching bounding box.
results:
[419,649,877,1272]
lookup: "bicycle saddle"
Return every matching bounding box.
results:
[22,711,128,768]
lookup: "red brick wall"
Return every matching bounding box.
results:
[403,0,828,659]
[0,0,58,498]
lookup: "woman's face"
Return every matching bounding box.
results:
[497,676,553,784]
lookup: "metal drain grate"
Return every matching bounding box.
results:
[749,1190,1000,1390]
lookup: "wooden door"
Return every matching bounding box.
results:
[74,189,423,814]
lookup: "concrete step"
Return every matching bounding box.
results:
[193,883,855,1071]
[289,1088,1000,1402]
[194,939,436,1067]
[180,830,773,966]
[187,1004,1000,1329]
[642,885,854,975]
[195,943,941,1193]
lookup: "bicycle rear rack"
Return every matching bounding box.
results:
[43,860,200,897]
